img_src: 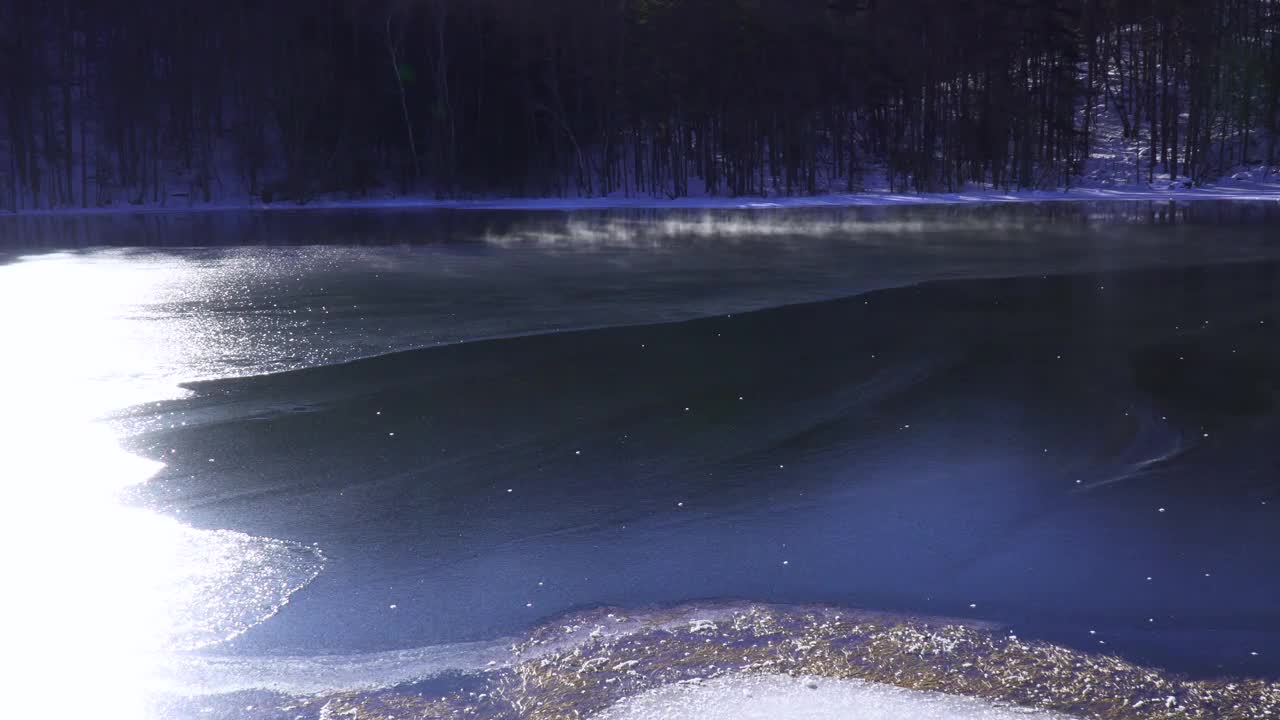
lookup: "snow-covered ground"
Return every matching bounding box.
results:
[4,173,1280,217]
[593,674,1075,720]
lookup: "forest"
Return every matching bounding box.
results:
[1,0,1278,209]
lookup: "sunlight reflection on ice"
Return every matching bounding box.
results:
[0,252,322,719]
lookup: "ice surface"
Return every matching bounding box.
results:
[594,674,1074,720]
[159,638,511,696]
[6,206,1279,720]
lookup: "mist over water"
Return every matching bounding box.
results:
[1,201,1278,719]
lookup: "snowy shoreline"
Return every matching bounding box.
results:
[4,180,1280,217]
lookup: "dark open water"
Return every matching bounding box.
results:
[1,201,1277,719]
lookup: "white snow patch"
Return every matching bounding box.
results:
[592,673,1075,720]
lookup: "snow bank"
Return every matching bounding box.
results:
[593,674,1074,720]
[4,173,1280,217]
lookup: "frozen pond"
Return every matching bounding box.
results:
[1,201,1277,719]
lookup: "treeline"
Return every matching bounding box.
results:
[0,0,1278,209]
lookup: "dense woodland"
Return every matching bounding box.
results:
[1,0,1278,209]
